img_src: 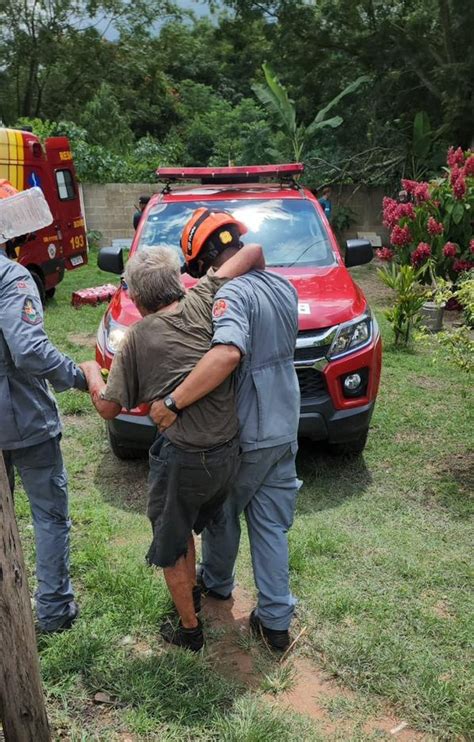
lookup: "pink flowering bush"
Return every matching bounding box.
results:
[411,242,431,266]
[376,247,395,262]
[380,147,474,281]
[427,217,443,236]
[443,242,458,258]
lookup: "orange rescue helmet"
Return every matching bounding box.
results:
[0,180,18,199]
[180,208,247,264]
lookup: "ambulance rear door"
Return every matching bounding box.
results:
[44,137,88,271]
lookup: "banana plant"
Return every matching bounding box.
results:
[407,111,448,180]
[252,63,369,161]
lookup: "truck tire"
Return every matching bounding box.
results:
[45,287,56,300]
[326,429,369,457]
[107,426,147,460]
[29,269,46,306]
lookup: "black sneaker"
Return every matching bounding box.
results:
[37,603,80,635]
[160,617,204,652]
[197,571,232,601]
[249,609,290,651]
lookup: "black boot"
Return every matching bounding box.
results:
[249,609,290,651]
[160,617,204,652]
[36,603,80,635]
[197,570,232,601]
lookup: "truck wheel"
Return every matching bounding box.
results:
[29,270,46,306]
[326,430,369,457]
[107,426,147,460]
[45,287,56,300]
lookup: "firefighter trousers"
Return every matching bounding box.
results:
[200,441,301,631]
[3,434,76,631]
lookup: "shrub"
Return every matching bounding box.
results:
[380,148,473,281]
[377,263,426,345]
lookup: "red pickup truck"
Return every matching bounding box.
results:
[96,164,382,458]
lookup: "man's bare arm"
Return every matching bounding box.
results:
[215,243,264,279]
[149,344,241,430]
[80,361,121,420]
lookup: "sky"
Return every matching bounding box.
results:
[179,0,214,16]
[97,0,218,39]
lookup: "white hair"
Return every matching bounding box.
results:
[124,247,184,312]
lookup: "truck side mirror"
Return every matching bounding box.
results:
[98,246,124,274]
[344,239,373,268]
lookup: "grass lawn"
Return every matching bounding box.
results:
[12,253,473,740]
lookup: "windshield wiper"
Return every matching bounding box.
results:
[286,238,328,267]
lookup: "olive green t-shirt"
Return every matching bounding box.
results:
[103,272,239,451]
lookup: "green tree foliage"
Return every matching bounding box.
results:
[0,0,178,124]
[2,0,472,183]
[80,83,133,151]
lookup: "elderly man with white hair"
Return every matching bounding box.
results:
[81,241,264,651]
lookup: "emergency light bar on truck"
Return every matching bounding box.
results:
[156,163,304,185]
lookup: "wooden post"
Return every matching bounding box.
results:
[0,453,51,742]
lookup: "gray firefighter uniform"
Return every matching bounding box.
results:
[200,269,302,631]
[0,249,86,631]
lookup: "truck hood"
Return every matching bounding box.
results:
[273,265,367,330]
[110,264,367,332]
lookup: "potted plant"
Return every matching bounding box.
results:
[419,260,453,332]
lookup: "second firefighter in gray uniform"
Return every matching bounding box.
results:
[0,245,87,632]
[201,270,301,639]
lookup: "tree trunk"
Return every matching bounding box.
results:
[0,453,51,742]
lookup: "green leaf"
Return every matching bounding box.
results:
[452,201,465,225]
[252,64,296,138]
[311,75,370,125]
[306,115,343,136]
[412,111,432,160]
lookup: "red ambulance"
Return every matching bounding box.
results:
[0,127,88,300]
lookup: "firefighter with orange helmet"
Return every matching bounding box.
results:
[0,181,89,633]
[152,206,301,651]
[181,207,248,277]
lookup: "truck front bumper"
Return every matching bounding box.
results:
[109,413,157,450]
[109,397,375,453]
[298,397,375,442]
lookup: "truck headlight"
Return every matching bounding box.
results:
[327,312,372,359]
[105,317,126,354]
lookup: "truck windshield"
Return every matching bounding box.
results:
[137,198,336,267]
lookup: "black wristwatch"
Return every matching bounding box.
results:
[163,395,180,415]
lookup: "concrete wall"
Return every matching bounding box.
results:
[333,184,389,244]
[81,182,389,248]
[81,183,158,247]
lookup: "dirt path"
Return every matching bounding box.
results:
[202,586,427,740]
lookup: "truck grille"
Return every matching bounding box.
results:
[294,328,334,400]
[294,344,331,362]
[296,367,327,398]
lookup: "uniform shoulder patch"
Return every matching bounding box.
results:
[16,280,31,294]
[212,298,228,318]
[21,297,42,325]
